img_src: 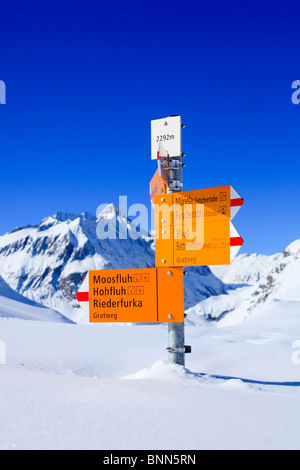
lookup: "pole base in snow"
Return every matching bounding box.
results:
[167,322,185,366]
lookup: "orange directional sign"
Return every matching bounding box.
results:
[171,185,244,220]
[76,267,184,323]
[150,169,166,204]
[153,185,244,267]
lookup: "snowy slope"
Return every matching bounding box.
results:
[0,276,69,323]
[209,251,281,285]
[0,237,300,449]
[188,239,300,326]
[0,206,225,322]
[0,299,300,450]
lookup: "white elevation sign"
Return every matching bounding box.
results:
[151,115,182,160]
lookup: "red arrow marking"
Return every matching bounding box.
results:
[76,292,89,302]
[230,237,244,246]
[230,198,244,207]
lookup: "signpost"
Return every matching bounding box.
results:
[76,267,184,323]
[75,114,245,368]
[151,116,187,365]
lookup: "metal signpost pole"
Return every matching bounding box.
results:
[150,115,188,367]
[167,152,185,366]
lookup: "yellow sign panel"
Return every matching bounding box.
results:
[153,186,240,267]
[89,268,184,323]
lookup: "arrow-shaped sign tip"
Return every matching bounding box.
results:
[230,222,244,262]
[230,186,244,219]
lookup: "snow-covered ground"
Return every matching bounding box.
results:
[0,296,299,450]
[1,226,300,450]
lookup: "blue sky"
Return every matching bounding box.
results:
[0,0,299,255]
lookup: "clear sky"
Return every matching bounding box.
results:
[0,0,299,256]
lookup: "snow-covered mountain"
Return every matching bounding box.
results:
[188,239,300,326]
[209,251,282,285]
[0,275,69,322]
[0,205,225,322]
[2,202,298,327]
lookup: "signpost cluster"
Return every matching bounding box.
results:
[77,115,244,366]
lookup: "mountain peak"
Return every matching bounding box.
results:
[96,204,119,220]
[52,212,96,223]
[283,239,300,257]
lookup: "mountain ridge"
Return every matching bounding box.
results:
[187,238,300,326]
[0,206,226,322]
